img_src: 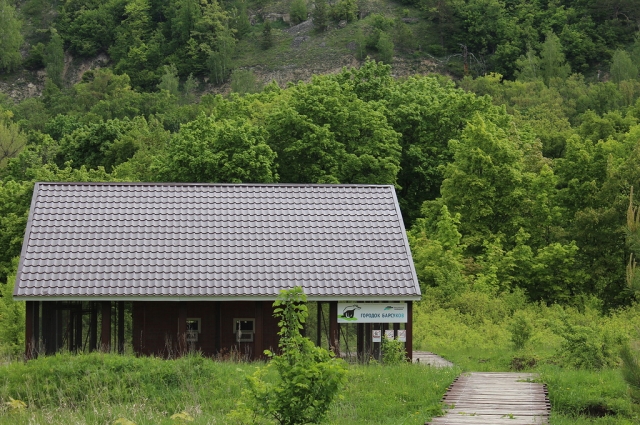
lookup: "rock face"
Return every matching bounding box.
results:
[0,53,110,102]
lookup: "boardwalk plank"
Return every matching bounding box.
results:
[425,372,550,425]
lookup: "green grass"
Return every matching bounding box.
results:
[412,291,640,424]
[0,352,459,424]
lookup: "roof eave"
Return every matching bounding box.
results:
[13,295,422,302]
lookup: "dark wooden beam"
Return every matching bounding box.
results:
[316,302,322,347]
[329,301,339,357]
[90,302,98,351]
[41,302,55,355]
[406,302,413,362]
[178,301,187,355]
[214,301,221,354]
[25,301,35,359]
[356,322,364,362]
[254,301,264,360]
[101,301,111,352]
[74,305,83,352]
[117,301,125,354]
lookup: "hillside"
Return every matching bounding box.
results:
[2,0,638,100]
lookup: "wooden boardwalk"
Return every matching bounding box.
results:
[426,372,550,425]
[413,351,455,368]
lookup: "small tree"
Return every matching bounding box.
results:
[376,31,394,64]
[312,0,328,32]
[157,64,180,96]
[44,28,65,87]
[290,0,308,25]
[262,21,273,50]
[231,287,347,425]
[611,49,639,84]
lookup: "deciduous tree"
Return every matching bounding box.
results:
[0,0,24,72]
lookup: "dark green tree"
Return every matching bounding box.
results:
[539,31,571,85]
[290,0,308,25]
[312,0,328,32]
[44,28,65,87]
[262,21,273,50]
[0,0,24,72]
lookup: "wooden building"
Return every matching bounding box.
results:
[13,183,421,360]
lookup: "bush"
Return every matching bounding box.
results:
[290,0,308,25]
[508,310,533,350]
[231,287,347,424]
[330,0,358,23]
[381,336,406,365]
[556,320,619,370]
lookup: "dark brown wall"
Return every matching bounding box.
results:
[132,301,280,358]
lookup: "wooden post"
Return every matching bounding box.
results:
[356,322,364,362]
[55,306,63,352]
[364,323,371,360]
[178,301,187,355]
[214,301,221,354]
[25,301,37,359]
[90,302,98,351]
[117,301,125,354]
[316,302,322,347]
[406,301,413,362]
[254,301,264,360]
[101,301,111,352]
[41,302,55,355]
[75,305,83,352]
[329,301,339,357]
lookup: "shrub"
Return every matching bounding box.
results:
[508,310,533,350]
[556,320,619,370]
[290,0,308,25]
[381,336,406,365]
[620,345,640,403]
[330,0,358,23]
[231,287,347,424]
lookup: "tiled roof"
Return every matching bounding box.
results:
[14,183,421,301]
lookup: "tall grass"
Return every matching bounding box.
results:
[0,352,459,424]
[413,287,640,423]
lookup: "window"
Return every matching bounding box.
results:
[233,318,255,342]
[186,318,201,342]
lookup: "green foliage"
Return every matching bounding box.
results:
[539,31,571,85]
[262,21,273,50]
[556,318,622,370]
[611,49,639,84]
[231,69,264,95]
[0,0,23,72]
[290,0,308,25]
[154,114,277,183]
[375,31,394,64]
[330,0,358,23]
[620,345,640,403]
[232,287,347,425]
[44,29,65,87]
[312,0,328,32]
[540,365,636,419]
[0,112,27,168]
[508,310,533,350]
[157,64,181,97]
[381,336,406,365]
[0,257,24,357]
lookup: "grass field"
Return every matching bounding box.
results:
[0,352,459,424]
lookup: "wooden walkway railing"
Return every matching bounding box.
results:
[426,372,550,425]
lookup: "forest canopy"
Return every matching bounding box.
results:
[1,57,639,312]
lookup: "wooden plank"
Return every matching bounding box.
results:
[426,372,550,425]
